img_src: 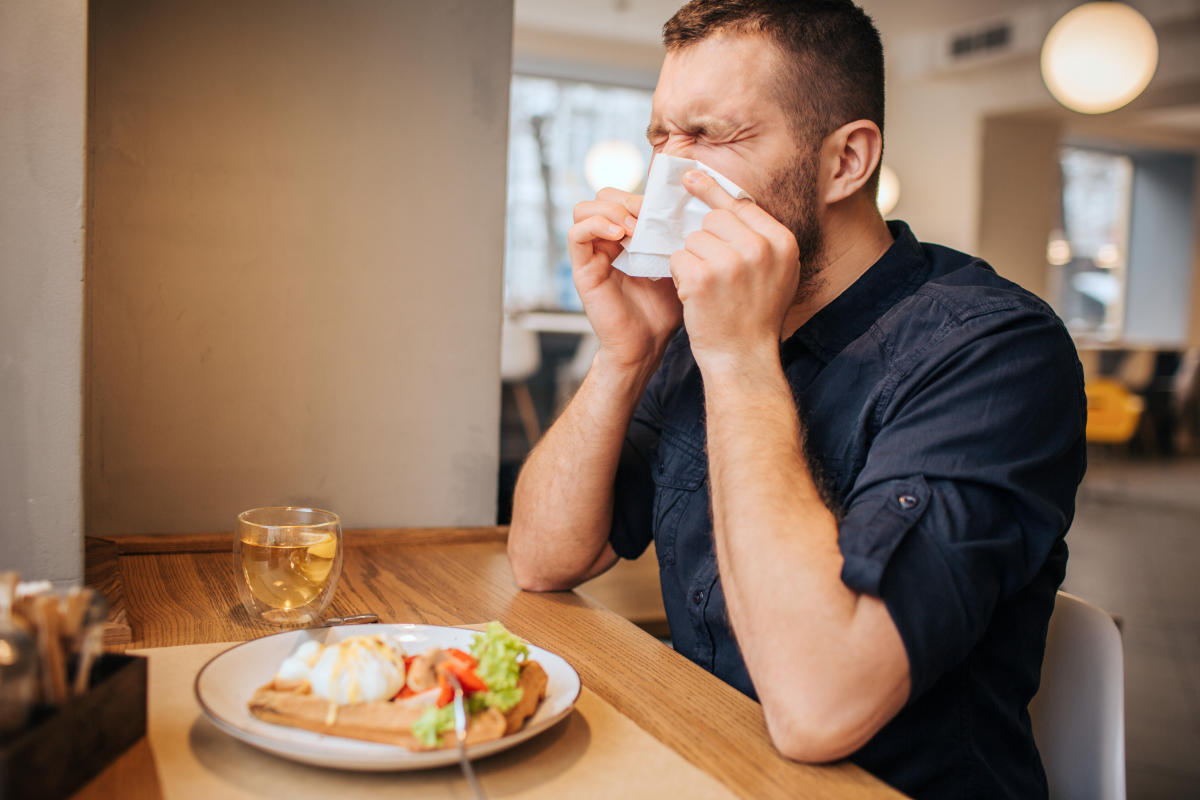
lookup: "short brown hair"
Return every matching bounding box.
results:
[664,0,884,184]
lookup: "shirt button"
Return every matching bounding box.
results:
[897,494,919,510]
[692,590,704,605]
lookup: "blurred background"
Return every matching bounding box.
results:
[2,1,1198,797]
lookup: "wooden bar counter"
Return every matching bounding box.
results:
[77,527,902,799]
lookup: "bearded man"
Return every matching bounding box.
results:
[506,1,1086,797]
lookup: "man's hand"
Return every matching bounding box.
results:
[570,188,683,369]
[670,170,801,371]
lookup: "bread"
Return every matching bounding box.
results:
[248,659,549,749]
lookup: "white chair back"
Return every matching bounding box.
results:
[500,317,541,383]
[1030,591,1126,800]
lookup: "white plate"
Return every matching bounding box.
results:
[194,623,581,771]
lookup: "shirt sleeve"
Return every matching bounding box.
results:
[836,304,1086,700]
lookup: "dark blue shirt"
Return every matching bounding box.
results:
[608,221,1087,799]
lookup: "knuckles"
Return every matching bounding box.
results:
[595,186,628,203]
[743,236,770,266]
[767,229,799,261]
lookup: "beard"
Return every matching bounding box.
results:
[757,150,825,302]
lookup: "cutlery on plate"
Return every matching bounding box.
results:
[446,672,486,800]
[312,614,379,628]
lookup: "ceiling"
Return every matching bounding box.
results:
[514,1,1200,142]
[1132,104,1200,133]
[513,0,1065,44]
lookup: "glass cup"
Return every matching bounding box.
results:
[234,506,343,625]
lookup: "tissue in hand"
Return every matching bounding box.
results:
[612,154,752,279]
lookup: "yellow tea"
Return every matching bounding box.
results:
[239,532,336,610]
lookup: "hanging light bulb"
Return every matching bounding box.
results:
[876,164,900,216]
[1041,2,1158,114]
[584,140,645,193]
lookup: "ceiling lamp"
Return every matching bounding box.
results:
[584,140,645,194]
[1041,2,1158,114]
[876,164,900,216]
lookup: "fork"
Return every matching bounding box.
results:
[446,673,487,800]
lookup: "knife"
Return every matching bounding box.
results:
[312,613,379,628]
[295,614,380,646]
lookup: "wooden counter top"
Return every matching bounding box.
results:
[78,527,901,799]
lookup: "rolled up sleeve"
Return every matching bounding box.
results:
[837,305,1086,699]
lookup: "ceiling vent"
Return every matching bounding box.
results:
[932,17,1027,73]
[939,19,1016,69]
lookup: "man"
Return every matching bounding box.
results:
[507,1,1086,797]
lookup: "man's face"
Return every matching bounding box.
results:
[648,32,824,274]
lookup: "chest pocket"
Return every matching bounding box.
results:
[651,427,708,566]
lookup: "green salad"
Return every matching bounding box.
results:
[412,621,530,748]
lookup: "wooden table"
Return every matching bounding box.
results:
[77,527,901,799]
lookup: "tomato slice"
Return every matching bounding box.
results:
[435,671,454,708]
[446,647,477,667]
[438,657,487,694]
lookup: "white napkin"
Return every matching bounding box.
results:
[612,154,752,279]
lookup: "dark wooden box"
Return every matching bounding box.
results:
[0,653,147,799]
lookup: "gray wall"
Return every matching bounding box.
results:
[86,0,512,534]
[977,114,1065,300]
[1126,152,1197,345]
[0,0,87,583]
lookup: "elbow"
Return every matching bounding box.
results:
[506,533,578,593]
[507,547,557,592]
[510,563,571,593]
[762,697,882,764]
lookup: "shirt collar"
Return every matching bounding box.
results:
[783,220,929,365]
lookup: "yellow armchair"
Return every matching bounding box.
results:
[1085,378,1144,444]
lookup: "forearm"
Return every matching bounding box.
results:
[702,349,909,760]
[508,351,659,591]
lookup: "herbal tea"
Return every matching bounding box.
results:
[239,532,337,610]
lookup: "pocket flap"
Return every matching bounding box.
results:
[653,427,707,490]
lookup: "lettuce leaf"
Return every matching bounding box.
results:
[412,692,488,748]
[412,704,454,749]
[410,622,530,746]
[469,621,528,712]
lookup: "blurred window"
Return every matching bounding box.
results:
[504,74,653,311]
[1051,147,1133,340]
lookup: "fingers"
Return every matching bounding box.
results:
[695,208,748,244]
[686,210,774,273]
[681,170,776,235]
[682,227,739,267]
[596,187,643,218]
[668,248,704,302]
[573,201,638,236]
[685,173,799,266]
[568,215,629,266]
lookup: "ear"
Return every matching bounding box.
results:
[818,119,882,206]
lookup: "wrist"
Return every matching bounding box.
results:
[592,343,666,384]
[693,339,780,383]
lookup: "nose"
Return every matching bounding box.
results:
[659,138,694,160]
